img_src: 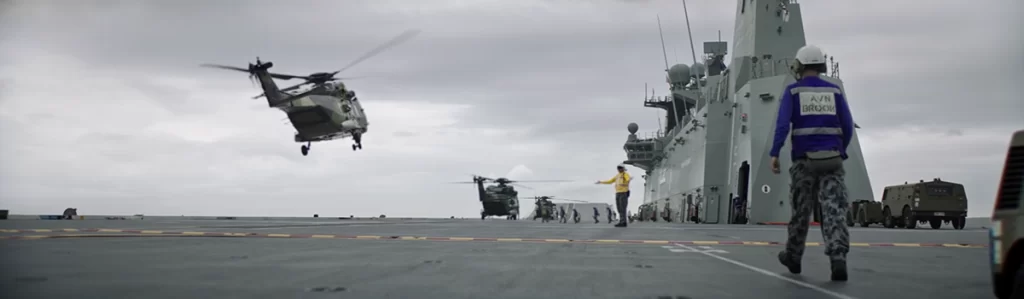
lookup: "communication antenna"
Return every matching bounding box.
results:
[681,0,704,106]
[657,14,682,127]
[657,111,663,136]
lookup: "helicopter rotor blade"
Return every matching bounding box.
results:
[511,183,533,190]
[200,63,307,79]
[330,29,421,76]
[467,174,495,181]
[508,180,573,183]
[267,73,310,81]
[201,63,310,81]
[199,64,248,72]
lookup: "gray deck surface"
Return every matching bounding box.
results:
[0,218,992,299]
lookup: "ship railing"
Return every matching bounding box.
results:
[644,95,673,104]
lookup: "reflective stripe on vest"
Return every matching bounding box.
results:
[790,86,842,95]
[793,127,843,136]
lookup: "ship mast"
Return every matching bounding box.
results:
[681,0,704,108]
[657,15,681,127]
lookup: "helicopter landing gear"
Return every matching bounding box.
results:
[352,133,363,151]
[300,141,311,156]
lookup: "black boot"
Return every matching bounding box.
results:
[777,251,801,274]
[830,258,848,281]
[614,222,627,227]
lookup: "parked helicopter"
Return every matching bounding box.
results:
[450,175,571,220]
[527,196,591,222]
[200,29,421,156]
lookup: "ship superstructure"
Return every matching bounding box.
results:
[623,0,874,224]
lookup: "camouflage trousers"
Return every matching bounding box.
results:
[785,159,851,261]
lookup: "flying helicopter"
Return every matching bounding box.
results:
[200,29,421,156]
[526,196,591,222]
[450,175,571,220]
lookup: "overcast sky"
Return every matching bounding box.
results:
[0,0,1020,218]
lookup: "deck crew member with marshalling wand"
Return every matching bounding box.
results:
[769,44,856,282]
[595,164,631,228]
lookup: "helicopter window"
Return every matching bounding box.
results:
[341,104,351,113]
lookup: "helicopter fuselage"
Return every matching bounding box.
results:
[480,183,519,218]
[250,67,369,154]
[281,92,368,143]
[205,29,421,157]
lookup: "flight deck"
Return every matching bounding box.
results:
[0,217,989,299]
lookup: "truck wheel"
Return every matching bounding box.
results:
[1010,261,1024,299]
[858,209,869,227]
[929,219,942,229]
[882,207,895,228]
[953,217,966,230]
[846,210,854,227]
[903,206,917,229]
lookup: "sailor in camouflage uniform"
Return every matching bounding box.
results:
[769,44,855,282]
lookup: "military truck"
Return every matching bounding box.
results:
[879,178,968,229]
[846,200,885,227]
[990,129,1024,299]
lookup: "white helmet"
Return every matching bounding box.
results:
[792,45,827,79]
[795,45,826,65]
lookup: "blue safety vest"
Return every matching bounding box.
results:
[769,76,855,160]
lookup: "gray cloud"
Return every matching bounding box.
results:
[0,0,1019,217]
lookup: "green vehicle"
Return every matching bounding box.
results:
[879,178,969,229]
[991,129,1024,299]
[847,200,884,227]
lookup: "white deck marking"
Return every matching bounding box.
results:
[673,243,861,299]
[662,245,728,254]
